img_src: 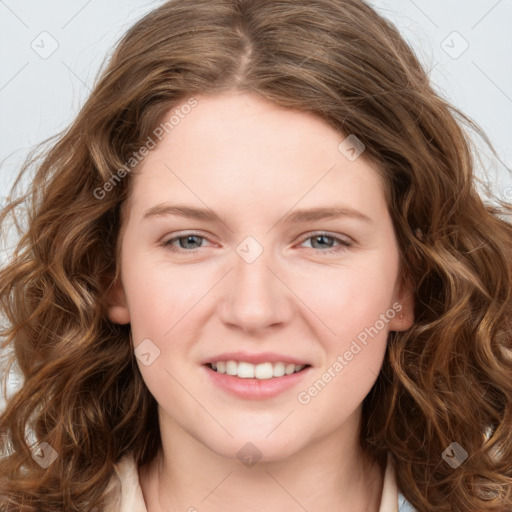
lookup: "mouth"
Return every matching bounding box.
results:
[205,361,311,380]
[203,361,312,400]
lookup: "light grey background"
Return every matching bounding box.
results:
[0,1,511,403]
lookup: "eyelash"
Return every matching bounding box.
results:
[160,232,352,255]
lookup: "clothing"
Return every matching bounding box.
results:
[104,452,417,511]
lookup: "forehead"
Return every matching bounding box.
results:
[127,92,388,221]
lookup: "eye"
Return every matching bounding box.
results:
[161,233,211,253]
[299,232,352,254]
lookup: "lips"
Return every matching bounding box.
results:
[201,351,311,366]
[203,362,312,400]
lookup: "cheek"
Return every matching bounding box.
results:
[122,248,210,340]
[121,253,220,396]
[293,252,399,344]
[296,264,395,415]
[296,340,385,427]
[293,254,398,403]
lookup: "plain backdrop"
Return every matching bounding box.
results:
[0,1,511,402]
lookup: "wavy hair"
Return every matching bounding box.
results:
[1,0,511,510]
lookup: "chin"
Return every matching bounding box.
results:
[202,431,303,463]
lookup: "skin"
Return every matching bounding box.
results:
[107,91,414,512]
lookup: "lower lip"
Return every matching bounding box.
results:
[203,364,312,400]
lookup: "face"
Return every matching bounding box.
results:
[107,91,414,462]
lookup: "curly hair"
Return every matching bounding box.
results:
[1,0,511,510]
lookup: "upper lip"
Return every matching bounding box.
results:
[202,351,311,366]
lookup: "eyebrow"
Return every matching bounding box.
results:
[142,203,373,224]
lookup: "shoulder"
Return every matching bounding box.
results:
[382,454,418,512]
[104,453,147,512]
[398,490,417,512]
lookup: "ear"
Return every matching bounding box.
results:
[388,274,414,332]
[104,276,131,325]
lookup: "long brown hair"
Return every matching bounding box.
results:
[1,1,511,510]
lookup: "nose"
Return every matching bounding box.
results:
[218,245,293,334]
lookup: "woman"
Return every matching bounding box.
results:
[1,1,511,511]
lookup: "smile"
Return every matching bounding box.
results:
[203,362,312,400]
[209,361,308,379]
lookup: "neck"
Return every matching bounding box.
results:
[139,414,385,512]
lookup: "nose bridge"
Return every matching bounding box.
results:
[219,236,290,331]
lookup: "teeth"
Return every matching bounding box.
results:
[210,360,306,379]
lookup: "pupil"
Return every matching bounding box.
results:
[181,235,201,249]
[313,235,332,249]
